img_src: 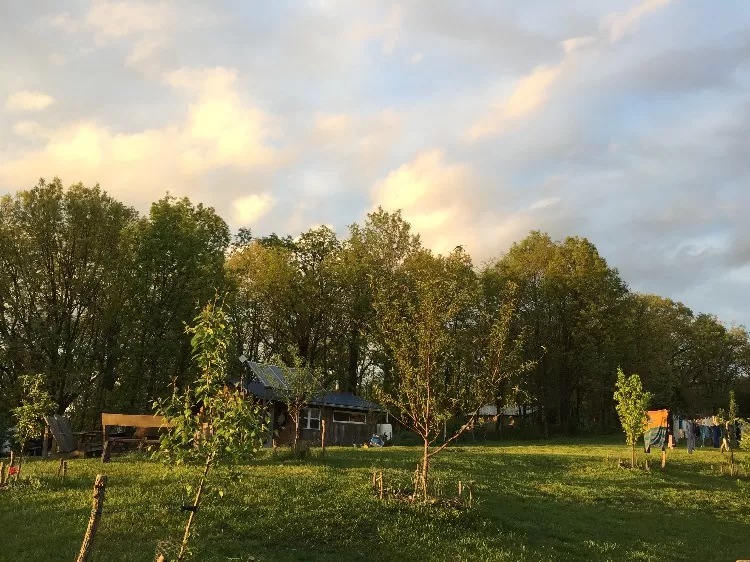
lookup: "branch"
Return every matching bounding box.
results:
[427,411,478,458]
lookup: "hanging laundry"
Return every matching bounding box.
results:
[686,420,695,454]
[644,409,669,453]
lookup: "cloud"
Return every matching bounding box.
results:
[529,197,562,211]
[12,121,51,139]
[467,64,563,140]
[370,149,572,259]
[125,38,164,67]
[314,112,352,136]
[604,0,675,43]
[1,66,283,210]
[85,1,172,39]
[233,193,276,225]
[561,36,596,54]
[6,91,56,111]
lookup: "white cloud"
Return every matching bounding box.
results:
[12,121,51,139]
[1,66,283,209]
[561,36,596,54]
[125,38,163,67]
[233,193,276,224]
[529,196,562,211]
[48,53,67,67]
[85,1,172,39]
[314,112,352,136]
[6,91,56,111]
[467,64,563,140]
[604,0,675,43]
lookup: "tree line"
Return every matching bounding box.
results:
[1,178,748,436]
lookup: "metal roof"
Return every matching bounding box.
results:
[239,359,383,412]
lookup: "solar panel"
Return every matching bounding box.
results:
[267,365,289,390]
[247,361,289,390]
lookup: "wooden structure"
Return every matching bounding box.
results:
[241,360,384,447]
[43,415,102,459]
[101,413,169,463]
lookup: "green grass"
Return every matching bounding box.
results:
[2,439,749,561]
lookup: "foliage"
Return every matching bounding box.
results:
[372,246,535,499]
[12,374,57,453]
[2,181,750,439]
[153,298,267,559]
[613,368,651,468]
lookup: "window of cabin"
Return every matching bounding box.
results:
[300,408,321,430]
[332,410,366,424]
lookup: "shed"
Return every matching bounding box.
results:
[240,360,384,447]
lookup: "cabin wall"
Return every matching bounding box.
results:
[271,404,376,446]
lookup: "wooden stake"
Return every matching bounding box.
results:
[76,474,107,562]
[661,450,666,470]
[42,425,49,458]
[321,418,326,454]
[379,471,384,500]
[458,480,463,498]
[467,481,474,508]
[0,461,5,485]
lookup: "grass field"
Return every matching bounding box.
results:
[2,439,749,561]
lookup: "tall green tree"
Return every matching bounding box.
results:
[114,196,230,416]
[0,178,137,416]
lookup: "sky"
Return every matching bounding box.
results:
[2,0,750,326]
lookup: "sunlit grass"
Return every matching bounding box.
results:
[2,439,749,561]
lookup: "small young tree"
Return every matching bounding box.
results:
[613,368,651,468]
[154,299,267,561]
[373,248,535,500]
[269,348,326,453]
[11,374,57,480]
[724,391,740,469]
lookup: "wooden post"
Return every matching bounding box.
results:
[42,425,49,458]
[371,471,377,488]
[661,450,666,470]
[467,481,474,508]
[102,425,110,463]
[379,471,384,500]
[0,461,5,486]
[458,480,463,498]
[321,418,326,454]
[76,474,107,562]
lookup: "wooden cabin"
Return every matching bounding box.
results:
[240,360,384,447]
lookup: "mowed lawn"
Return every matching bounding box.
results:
[2,439,749,561]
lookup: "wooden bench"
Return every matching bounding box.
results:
[101,413,170,463]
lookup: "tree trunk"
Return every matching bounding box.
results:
[177,453,213,561]
[421,439,429,501]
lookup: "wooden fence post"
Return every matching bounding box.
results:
[42,425,49,458]
[661,450,666,470]
[76,474,107,562]
[321,418,326,455]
